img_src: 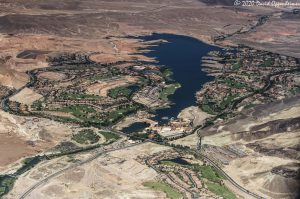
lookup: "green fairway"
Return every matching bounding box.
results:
[99,131,120,143]
[72,129,100,145]
[159,83,181,101]
[108,86,134,99]
[192,165,223,183]
[60,105,96,117]
[108,85,139,99]
[143,181,183,199]
[104,104,139,125]
[206,182,236,199]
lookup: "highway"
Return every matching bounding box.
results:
[2,63,270,199]
[18,141,146,199]
[198,152,265,199]
[16,133,265,199]
[195,135,264,199]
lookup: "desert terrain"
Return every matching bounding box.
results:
[174,96,300,198]
[0,0,299,199]
[6,142,170,199]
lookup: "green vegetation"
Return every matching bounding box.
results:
[219,94,238,110]
[16,156,45,176]
[192,165,223,183]
[0,176,16,197]
[222,79,248,89]
[143,181,183,199]
[72,129,100,145]
[206,182,236,199]
[232,59,242,70]
[0,130,119,198]
[130,132,149,140]
[289,87,300,96]
[99,131,120,143]
[59,103,139,126]
[0,156,47,197]
[200,94,217,115]
[61,105,96,117]
[139,77,150,86]
[159,83,181,101]
[59,93,101,100]
[259,58,274,67]
[108,86,137,99]
[108,86,131,98]
[104,104,139,125]
[43,114,81,124]
[31,100,43,110]
[201,93,238,114]
[157,159,235,199]
[162,68,174,82]
[130,132,163,142]
[201,104,215,115]
[54,141,81,153]
[90,68,120,81]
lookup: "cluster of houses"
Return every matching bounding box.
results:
[196,47,300,114]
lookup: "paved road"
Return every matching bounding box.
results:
[194,135,264,198]
[197,152,265,199]
[18,141,146,199]
[5,62,275,199]
[191,69,300,199]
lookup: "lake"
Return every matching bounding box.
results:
[137,33,220,123]
[122,122,150,134]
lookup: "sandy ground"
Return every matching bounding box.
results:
[7,142,170,199]
[0,110,78,169]
[0,1,299,198]
[178,106,213,127]
[0,0,299,92]
[0,133,40,168]
[169,106,213,147]
[87,76,137,97]
[9,87,43,105]
[171,98,300,198]
[38,72,66,81]
[0,64,29,89]
[170,132,198,148]
[114,111,157,130]
[39,111,77,119]
[201,98,300,199]
[224,155,299,199]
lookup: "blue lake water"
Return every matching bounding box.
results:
[122,122,150,134]
[137,33,220,123]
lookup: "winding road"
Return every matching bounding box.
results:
[18,141,146,199]
[1,59,273,199]
[197,152,265,199]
